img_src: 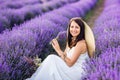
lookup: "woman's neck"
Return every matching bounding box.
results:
[71,37,76,41]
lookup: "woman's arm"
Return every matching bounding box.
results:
[52,39,87,67]
[65,40,87,67]
[63,42,69,55]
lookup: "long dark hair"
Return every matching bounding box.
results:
[67,18,85,48]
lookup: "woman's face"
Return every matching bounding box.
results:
[70,21,80,38]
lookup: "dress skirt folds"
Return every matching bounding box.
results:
[26,47,89,80]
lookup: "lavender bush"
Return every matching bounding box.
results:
[83,0,120,79]
[0,15,10,32]
[57,31,67,51]
[0,0,42,9]
[104,0,120,6]
[42,13,69,30]
[0,54,10,80]
[83,46,120,80]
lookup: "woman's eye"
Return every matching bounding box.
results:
[70,26,74,28]
[75,26,79,29]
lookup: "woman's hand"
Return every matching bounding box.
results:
[51,38,61,52]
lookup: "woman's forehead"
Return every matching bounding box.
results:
[70,21,79,26]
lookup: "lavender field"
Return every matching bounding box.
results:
[0,0,120,80]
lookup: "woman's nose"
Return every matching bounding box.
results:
[72,27,76,31]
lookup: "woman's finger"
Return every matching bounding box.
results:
[52,41,55,45]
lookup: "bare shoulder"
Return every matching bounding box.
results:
[77,40,86,46]
[76,40,87,53]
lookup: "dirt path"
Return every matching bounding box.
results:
[84,0,105,28]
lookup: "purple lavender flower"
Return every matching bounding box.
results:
[83,0,120,79]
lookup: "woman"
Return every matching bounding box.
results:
[26,17,95,80]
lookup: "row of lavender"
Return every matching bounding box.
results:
[0,0,78,9]
[83,0,120,80]
[0,0,97,80]
[0,0,78,33]
[0,0,42,9]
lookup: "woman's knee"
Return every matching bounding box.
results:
[46,54,56,60]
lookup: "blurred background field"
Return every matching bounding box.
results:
[0,0,120,80]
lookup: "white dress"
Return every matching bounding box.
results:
[26,47,89,80]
